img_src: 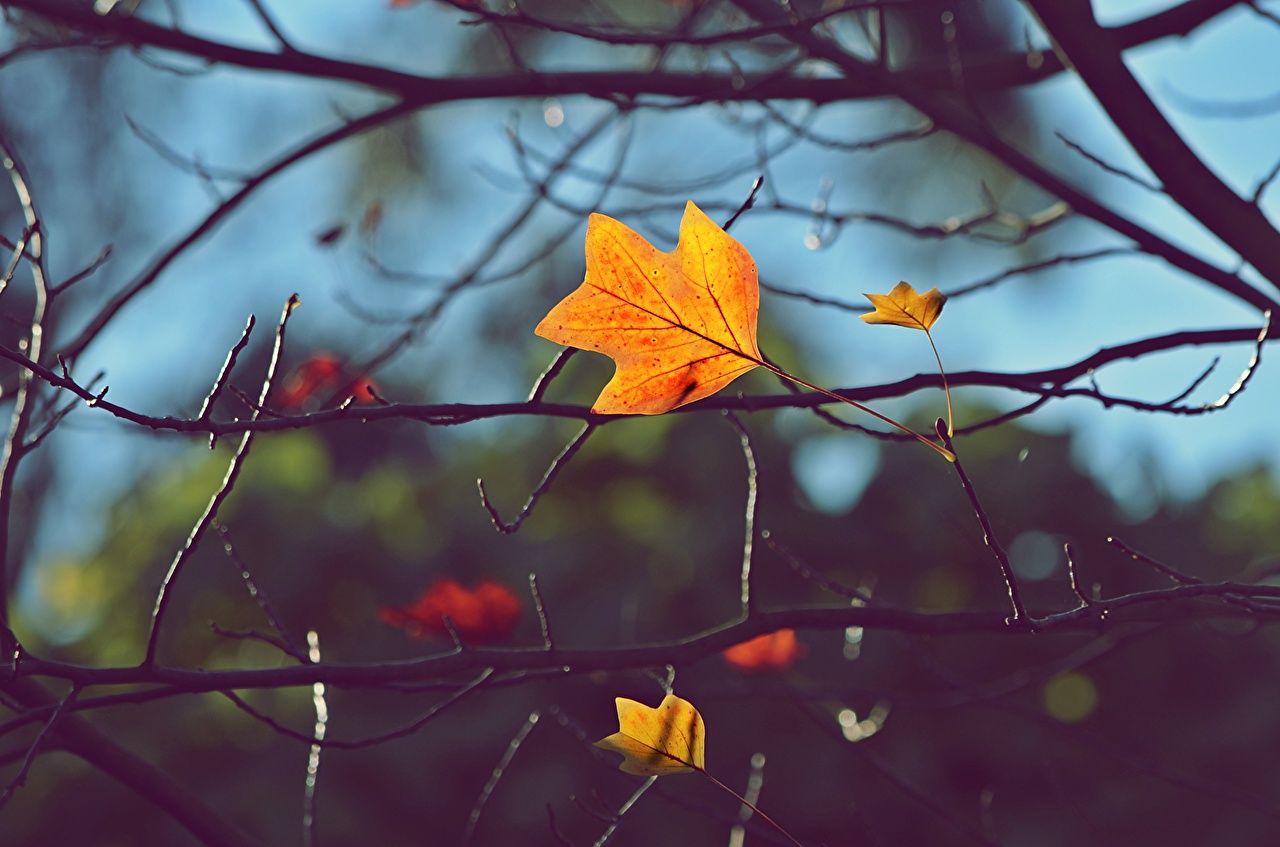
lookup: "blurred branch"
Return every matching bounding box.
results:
[727,0,1277,313]
[57,101,419,367]
[724,412,760,613]
[0,685,76,811]
[4,0,1243,103]
[1,678,263,846]
[463,710,541,845]
[1055,131,1162,194]
[477,422,596,534]
[0,132,48,629]
[17,578,1280,693]
[220,668,492,749]
[214,521,306,661]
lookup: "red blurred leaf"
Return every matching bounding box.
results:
[347,375,381,406]
[380,578,521,643]
[722,629,804,672]
[279,354,344,411]
[278,354,380,411]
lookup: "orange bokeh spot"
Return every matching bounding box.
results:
[379,578,521,644]
[722,629,804,672]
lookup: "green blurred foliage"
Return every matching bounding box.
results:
[9,387,1280,846]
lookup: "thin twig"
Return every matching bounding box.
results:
[723,412,760,613]
[49,243,112,297]
[144,294,299,664]
[1107,537,1199,586]
[214,522,305,660]
[546,804,574,846]
[1056,131,1163,193]
[0,133,49,632]
[593,776,658,847]
[1064,543,1092,608]
[529,574,556,652]
[302,631,326,847]
[944,247,1136,299]
[728,753,767,847]
[477,422,596,534]
[528,348,578,403]
[937,421,1031,627]
[0,222,35,300]
[198,315,256,449]
[761,530,871,603]
[221,668,493,749]
[463,710,541,844]
[243,0,296,52]
[721,175,765,231]
[209,623,296,657]
[0,686,78,811]
[1200,309,1270,410]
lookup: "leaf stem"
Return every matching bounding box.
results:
[924,329,954,437]
[696,766,805,847]
[758,360,955,462]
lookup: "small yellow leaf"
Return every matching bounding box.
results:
[594,692,706,776]
[861,281,946,331]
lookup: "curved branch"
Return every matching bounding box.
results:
[2,678,262,847]
[4,0,1243,104]
[1,327,1273,435]
[16,581,1280,692]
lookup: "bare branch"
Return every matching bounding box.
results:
[220,668,493,749]
[1029,2,1280,288]
[938,420,1031,627]
[723,412,760,613]
[301,631,326,847]
[6,0,1238,104]
[144,295,299,665]
[1055,131,1163,193]
[464,710,541,845]
[477,422,596,534]
[0,685,77,811]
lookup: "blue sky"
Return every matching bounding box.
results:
[5,0,1278,566]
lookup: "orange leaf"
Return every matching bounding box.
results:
[722,629,804,672]
[379,578,521,644]
[535,201,762,414]
[595,693,706,776]
[861,281,946,331]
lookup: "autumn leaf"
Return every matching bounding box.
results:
[861,281,946,331]
[594,692,806,845]
[534,203,955,460]
[595,692,706,776]
[723,629,804,672]
[535,201,762,415]
[379,578,521,644]
[861,281,954,436]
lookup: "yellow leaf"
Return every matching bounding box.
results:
[535,201,761,415]
[861,281,946,331]
[594,692,706,776]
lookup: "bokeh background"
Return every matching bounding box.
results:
[2,1,1279,845]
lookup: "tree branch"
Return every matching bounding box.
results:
[1029,1,1280,288]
